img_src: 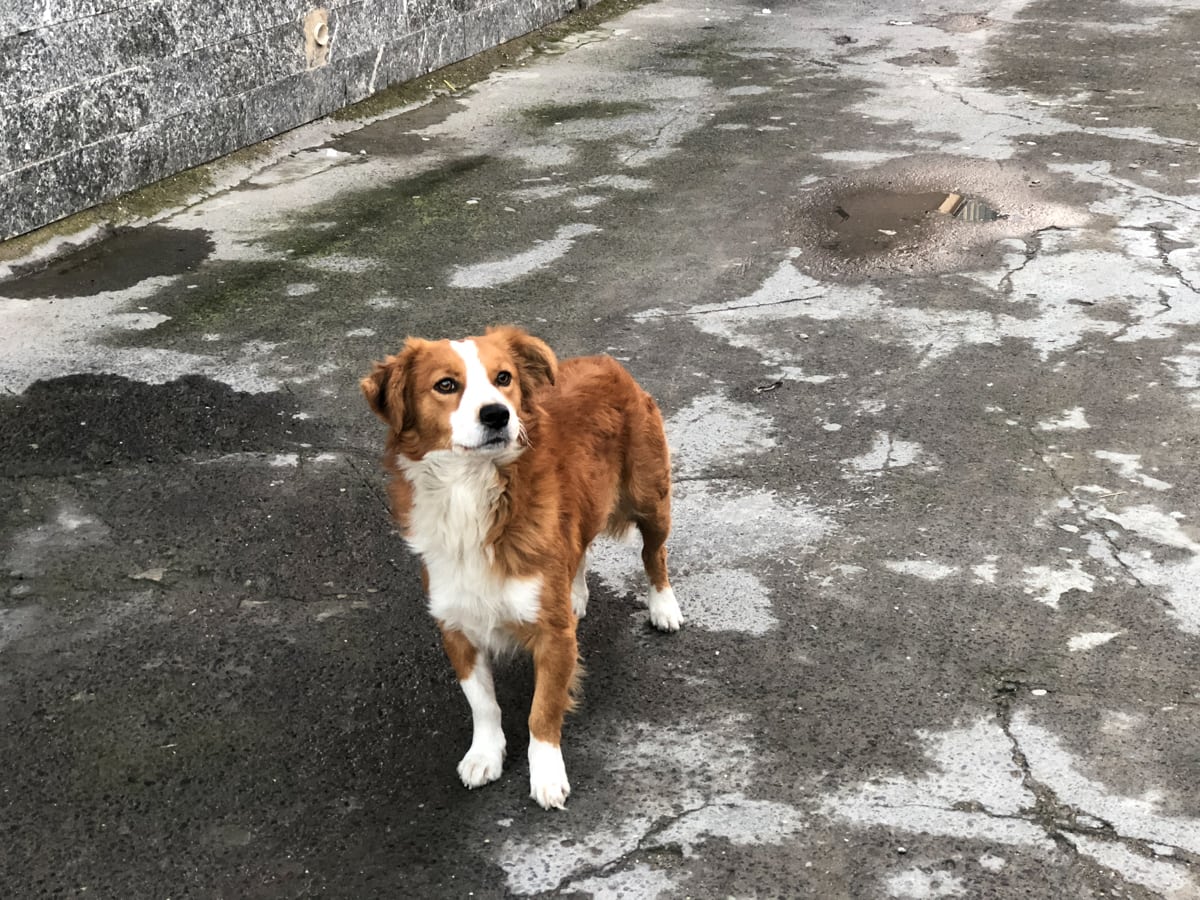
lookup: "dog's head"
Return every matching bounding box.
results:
[361,325,558,459]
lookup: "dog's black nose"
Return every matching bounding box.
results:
[479,403,510,430]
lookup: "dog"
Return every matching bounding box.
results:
[361,325,682,809]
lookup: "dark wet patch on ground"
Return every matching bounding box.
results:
[0,225,214,298]
[987,2,1200,146]
[325,93,465,157]
[523,99,653,122]
[0,374,327,475]
[888,46,959,67]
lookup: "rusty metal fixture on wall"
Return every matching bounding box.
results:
[304,8,331,68]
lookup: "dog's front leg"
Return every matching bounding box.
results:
[441,626,506,789]
[527,626,578,810]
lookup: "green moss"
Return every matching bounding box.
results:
[0,209,107,264]
[108,155,515,345]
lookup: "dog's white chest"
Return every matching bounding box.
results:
[401,452,541,651]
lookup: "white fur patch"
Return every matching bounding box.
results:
[648,585,683,632]
[529,737,570,810]
[400,450,540,652]
[448,339,518,450]
[458,663,507,788]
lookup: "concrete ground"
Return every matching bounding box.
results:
[3,0,1200,897]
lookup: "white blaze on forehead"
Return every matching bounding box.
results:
[448,339,516,448]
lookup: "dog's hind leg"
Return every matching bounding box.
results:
[637,516,683,632]
[570,551,590,619]
[624,396,683,632]
[441,626,506,789]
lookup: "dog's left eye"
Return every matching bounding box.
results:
[495,371,513,387]
[434,378,459,394]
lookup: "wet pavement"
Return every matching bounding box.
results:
[3,0,1200,897]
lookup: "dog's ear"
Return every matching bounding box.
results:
[489,325,557,391]
[360,359,396,423]
[361,339,424,430]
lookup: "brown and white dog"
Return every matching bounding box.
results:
[361,326,682,809]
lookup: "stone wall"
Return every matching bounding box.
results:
[0,0,578,240]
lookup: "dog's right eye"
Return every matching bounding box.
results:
[434,378,459,394]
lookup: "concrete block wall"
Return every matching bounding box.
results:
[0,0,579,240]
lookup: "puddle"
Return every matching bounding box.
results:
[821,188,1003,257]
[0,225,214,298]
[823,190,952,257]
[790,156,1086,280]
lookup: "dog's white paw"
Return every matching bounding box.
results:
[528,738,570,810]
[648,585,683,632]
[458,739,506,789]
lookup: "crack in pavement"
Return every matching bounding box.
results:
[1149,225,1199,300]
[635,291,828,319]
[1031,445,1152,594]
[926,79,1046,129]
[620,111,692,167]
[991,680,1198,868]
[997,226,1071,297]
[1112,223,1198,303]
[554,801,707,893]
[1084,164,1200,216]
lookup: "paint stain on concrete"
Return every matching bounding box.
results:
[884,560,960,581]
[844,431,927,476]
[1068,631,1122,652]
[1093,450,1172,491]
[0,276,283,395]
[1021,561,1095,608]
[448,223,601,288]
[569,863,678,900]
[886,867,966,898]
[1011,711,1200,857]
[654,792,807,854]
[1037,407,1090,431]
[666,391,777,477]
[822,717,1052,848]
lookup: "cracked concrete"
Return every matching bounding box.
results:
[2,0,1200,897]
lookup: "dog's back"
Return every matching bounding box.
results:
[529,355,672,549]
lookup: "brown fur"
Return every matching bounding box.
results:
[362,326,674,775]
